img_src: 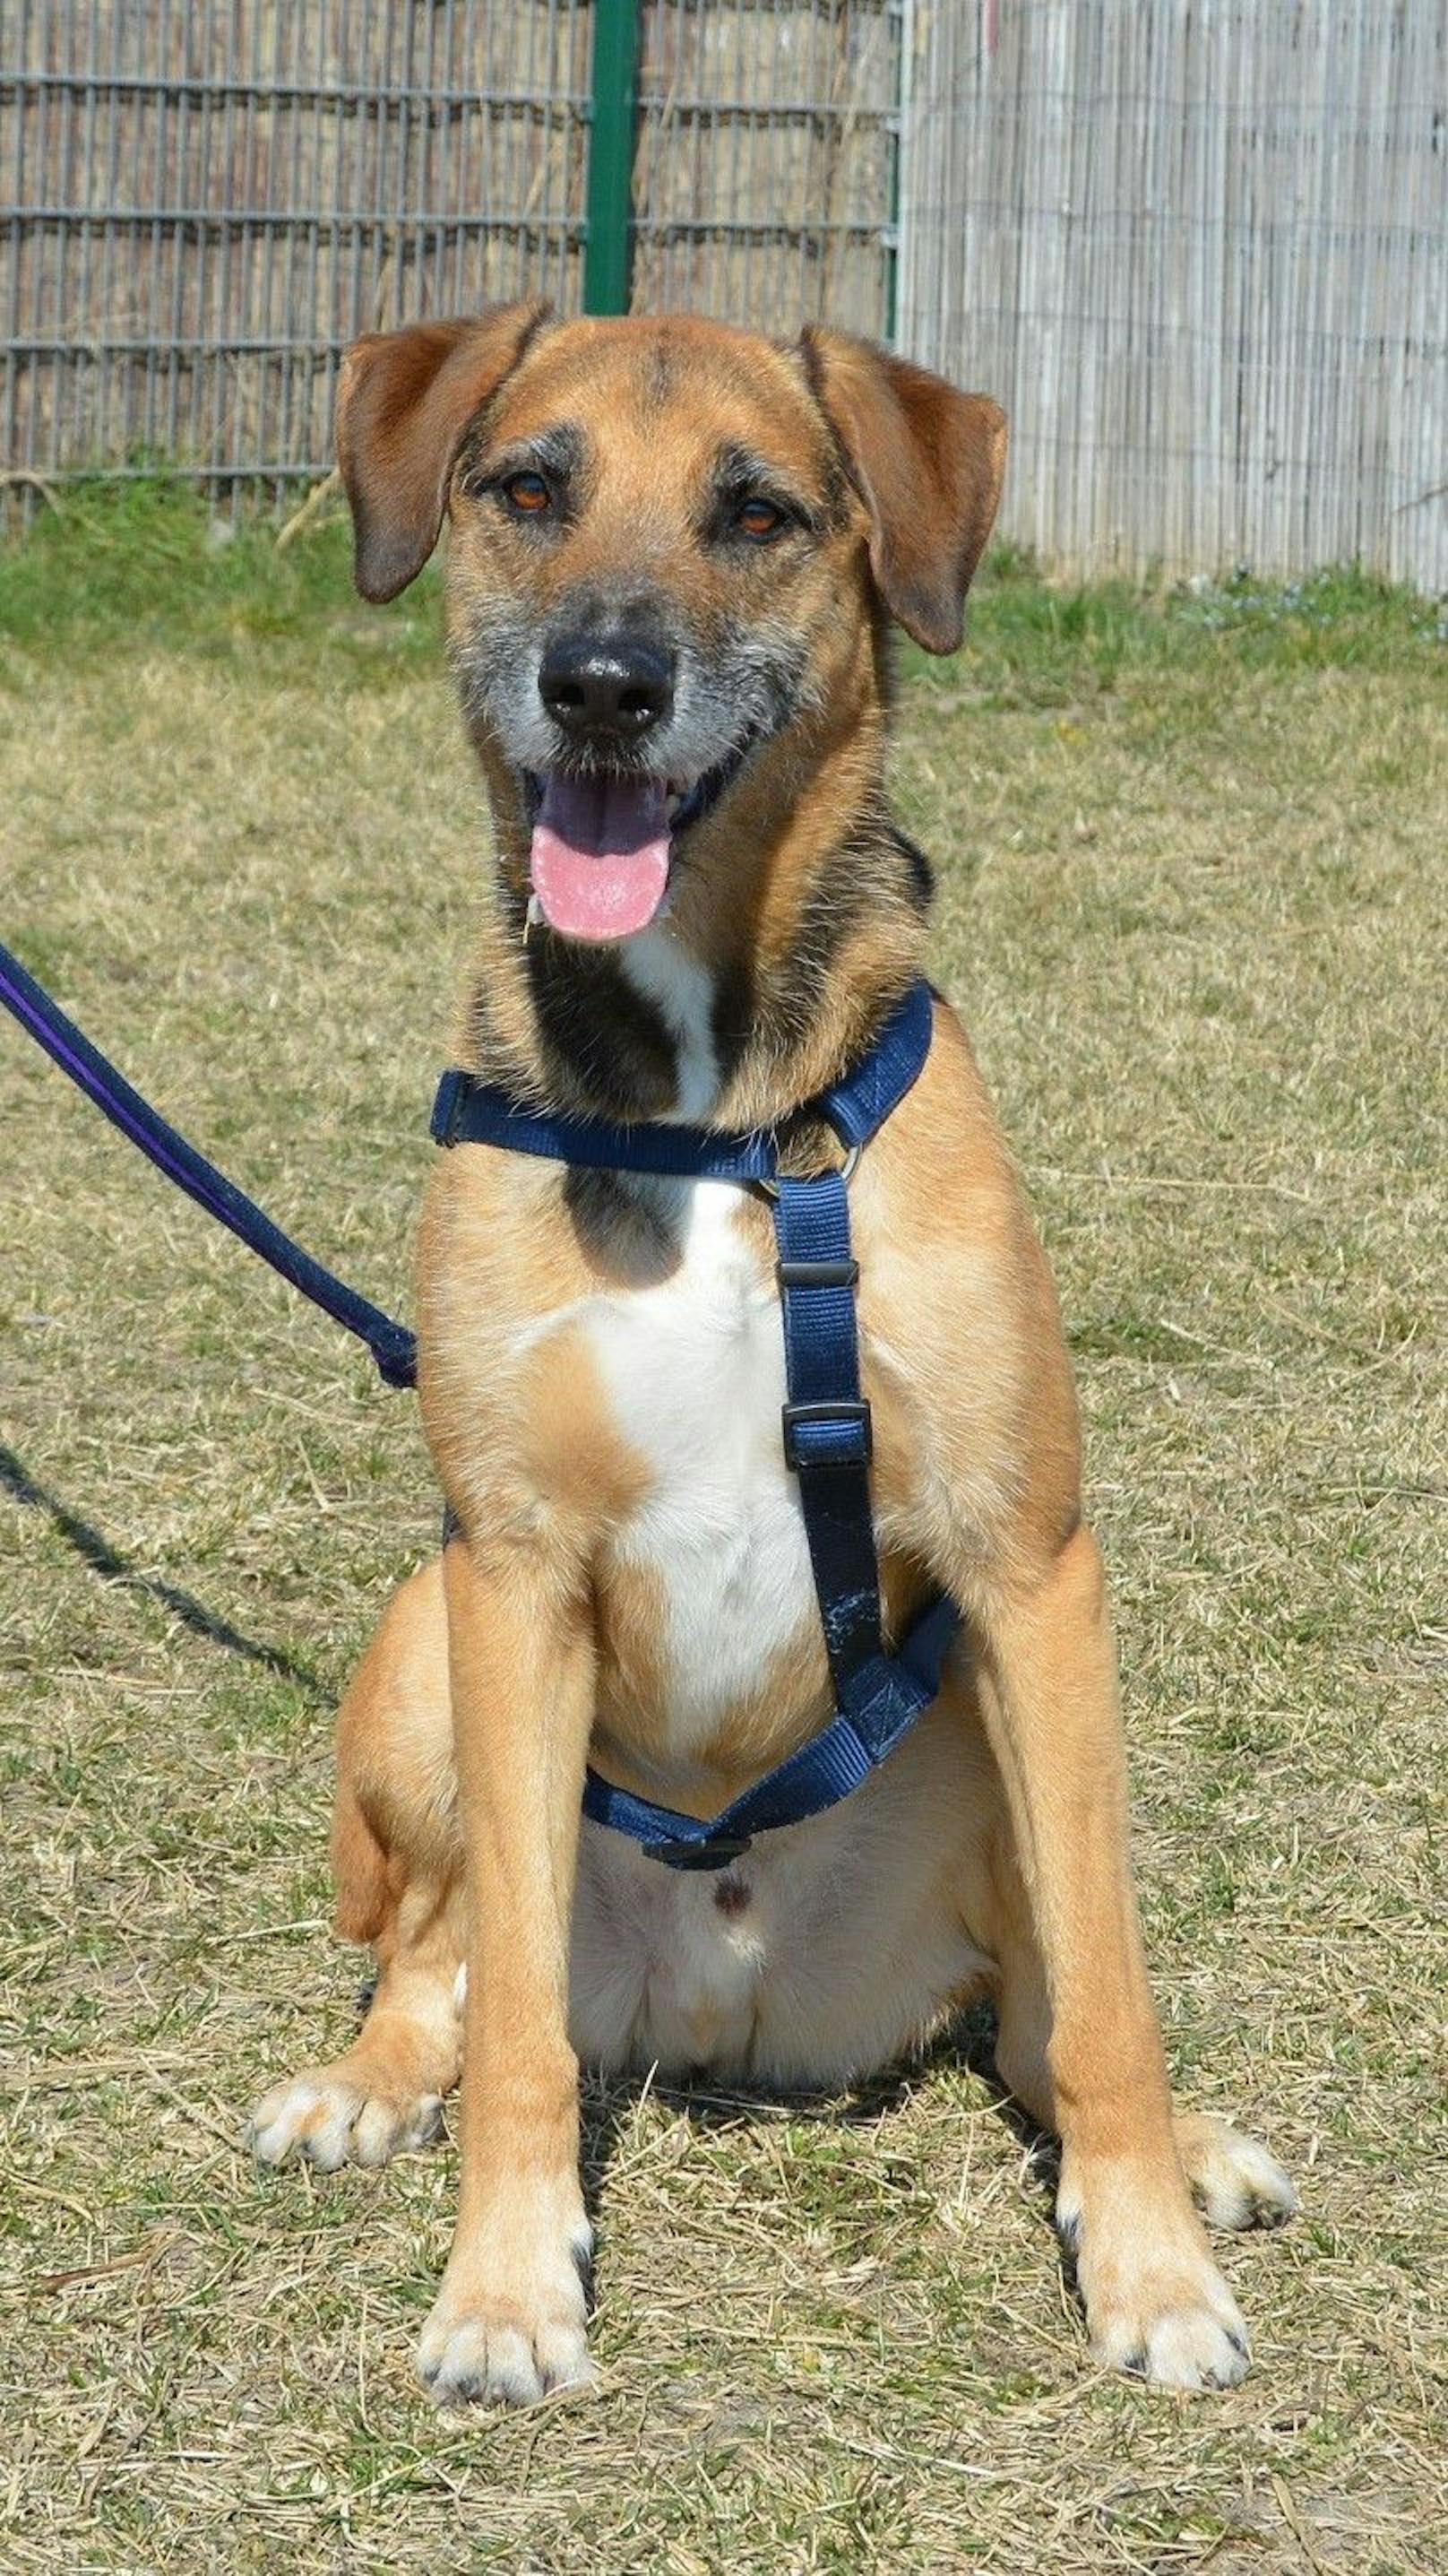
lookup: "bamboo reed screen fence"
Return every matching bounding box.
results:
[630,0,901,336]
[1,0,595,505]
[2,0,1444,588]
[901,0,1448,592]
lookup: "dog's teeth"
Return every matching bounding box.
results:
[526,893,543,926]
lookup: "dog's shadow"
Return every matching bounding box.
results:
[0,1439,329,1700]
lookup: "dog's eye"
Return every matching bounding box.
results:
[735,497,785,542]
[504,471,552,516]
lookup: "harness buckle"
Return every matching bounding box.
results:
[642,1832,754,1871]
[781,1396,873,1471]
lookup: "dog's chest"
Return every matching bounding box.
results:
[585,1180,815,1733]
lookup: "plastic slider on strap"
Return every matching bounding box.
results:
[781,1397,873,1471]
[777,1254,860,1289]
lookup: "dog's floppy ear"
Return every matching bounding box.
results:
[802,326,1006,654]
[336,303,550,602]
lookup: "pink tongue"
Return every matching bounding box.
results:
[530,774,671,942]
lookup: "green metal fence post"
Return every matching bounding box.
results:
[583,0,641,316]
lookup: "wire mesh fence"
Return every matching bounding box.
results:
[901,0,1448,593]
[2,0,1444,583]
[0,0,901,514]
[1,0,594,506]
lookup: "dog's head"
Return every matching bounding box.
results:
[337,308,1004,946]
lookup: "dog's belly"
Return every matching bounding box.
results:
[568,1696,996,2086]
[585,1179,819,1753]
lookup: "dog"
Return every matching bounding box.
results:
[246,306,1296,2406]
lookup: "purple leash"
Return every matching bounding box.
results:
[1,938,417,1388]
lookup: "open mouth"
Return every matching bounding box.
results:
[523,745,754,946]
[527,771,675,944]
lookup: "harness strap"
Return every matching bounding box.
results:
[0,938,418,1388]
[774,1170,880,1698]
[581,1593,961,1866]
[430,976,937,1185]
[581,1164,962,1866]
[433,975,961,1871]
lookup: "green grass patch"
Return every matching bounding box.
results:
[0,476,438,679]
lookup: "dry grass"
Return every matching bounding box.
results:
[1,497,1444,2574]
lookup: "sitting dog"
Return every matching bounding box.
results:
[248,306,1295,2404]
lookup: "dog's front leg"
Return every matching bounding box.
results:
[415,1533,596,2408]
[969,1525,1251,2389]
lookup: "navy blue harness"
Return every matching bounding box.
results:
[1,937,960,1875]
[430,977,961,1871]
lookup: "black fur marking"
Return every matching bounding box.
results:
[709,955,758,1099]
[525,939,678,1121]
[888,824,935,912]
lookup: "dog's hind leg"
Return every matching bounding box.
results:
[982,1831,1297,2242]
[248,1558,465,2171]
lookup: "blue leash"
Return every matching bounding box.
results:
[432,977,962,1870]
[0,938,418,1387]
[3,937,960,1871]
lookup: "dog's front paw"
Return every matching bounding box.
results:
[1082,2255,1249,2390]
[1057,2154,1251,2391]
[417,2211,595,2410]
[247,2070,444,2171]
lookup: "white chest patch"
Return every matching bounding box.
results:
[587,1177,814,1744]
[565,929,814,1747]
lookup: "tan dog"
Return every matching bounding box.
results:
[247,307,1295,2405]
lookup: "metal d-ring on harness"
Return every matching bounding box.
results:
[1,936,961,1874]
[429,975,962,1870]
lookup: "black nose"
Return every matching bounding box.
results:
[539,634,676,747]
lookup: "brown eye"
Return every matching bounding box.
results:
[737,496,784,541]
[504,471,551,514]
